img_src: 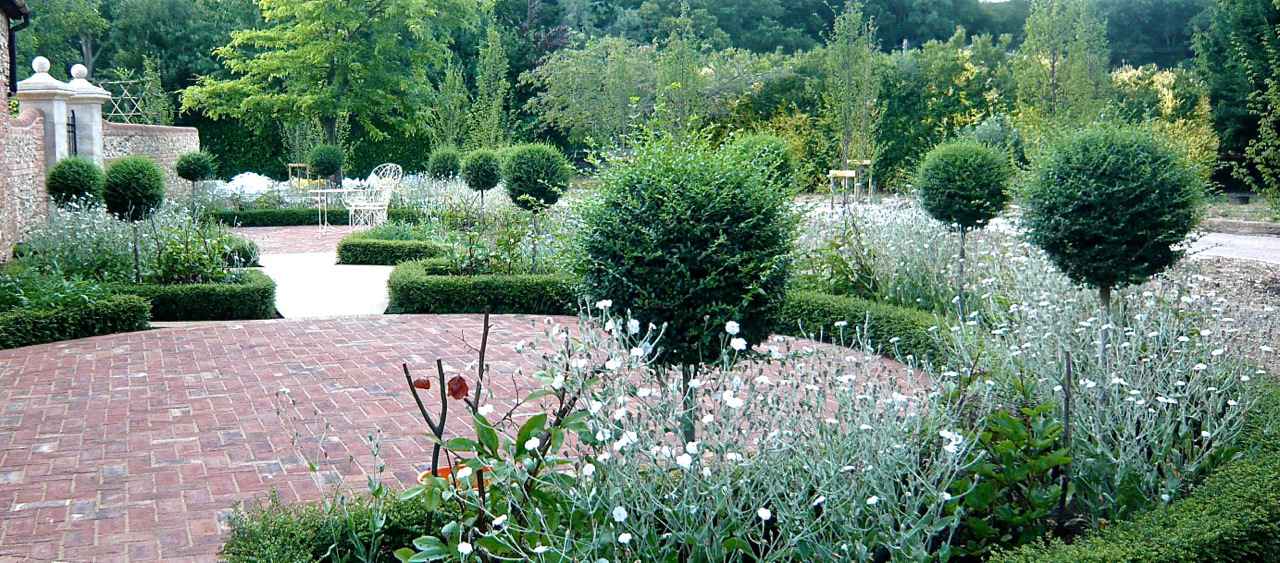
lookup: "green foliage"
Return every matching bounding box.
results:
[461,150,502,193]
[0,295,150,350]
[950,403,1071,558]
[0,269,110,314]
[106,270,276,321]
[774,290,941,361]
[150,224,233,285]
[421,64,471,151]
[175,151,219,183]
[387,262,575,315]
[307,144,345,179]
[824,1,881,169]
[468,20,511,149]
[523,36,656,148]
[578,135,795,366]
[1015,0,1111,122]
[725,133,795,189]
[45,157,106,206]
[502,144,571,211]
[964,113,1026,164]
[220,491,460,563]
[427,147,462,180]
[1021,124,1205,293]
[916,140,1013,231]
[223,235,260,268]
[103,157,166,221]
[991,385,1280,563]
[207,207,424,227]
[337,234,450,265]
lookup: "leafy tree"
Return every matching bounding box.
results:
[1098,0,1209,67]
[106,0,262,90]
[654,15,709,134]
[421,64,471,150]
[181,0,472,143]
[824,1,881,170]
[469,18,511,149]
[23,0,108,78]
[503,144,571,211]
[523,37,657,148]
[427,147,462,180]
[1014,0,1111,123]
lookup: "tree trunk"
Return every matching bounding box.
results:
[1097,285,1112,365]
[957,229,967,320]
[679,365,697,444]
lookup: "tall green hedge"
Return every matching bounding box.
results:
[992,385,1280,563]
[387,261,575,315]
[107,270,276,321]
[775,290,942,361]
[0,295,151,350]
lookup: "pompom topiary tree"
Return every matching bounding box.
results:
[307,144,344,187]
[428,147,462,180]
[915,140,1012,316]
[578,134,796,442]
[727,133,795,189]
[1023,125,1204,355]
[503,144,571,212]
[175,151,218,210]
[104,156,167,282]
[46,157,105,206]
[461,149,502,208]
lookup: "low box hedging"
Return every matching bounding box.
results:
[387,260,575,315]
[336,234,450,265]
[991,384,1280,563]
[107,270,276,321]
[0,295,151,350]
[209,207,423,227]
[775,290,942,361]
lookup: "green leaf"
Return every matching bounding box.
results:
[723,536,752,553]
[475,414,500,456]
[517,413,549,454]
[399,485,426,501]
[409,535,449,560]
[445,437,478,452]
[394,547,416,562]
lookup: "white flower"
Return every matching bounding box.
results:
[701,414,715,424]
[725,321,740,335]
[1228,399,1239,406]
[455,466,474,480]
[629,347,645,358]
[524,437,541,451]
[570,358,588,370]
[1193,363,1208,371]
[581,463,596,478]
[941,492,953,501]
[730,337,747,351]
[627,319,641,335]
[812,496,826,507]
[1201,431,1211,438]
[533,545,549,554]
[612,506,628,523]
[596,299,613,310]
[757,507,772,521]
[866,496,879,506]
[457,542,473,555]
[834,320,849,328]
[552,375,565,389]
[721,391,745,409]
[676,453,693,469]
[859,424,873,431]
[685,442,699,454]
[605,358,622,370]
[492,514,508,528]
[477,404,494,416]
[618,532,632,544]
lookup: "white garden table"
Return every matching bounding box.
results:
[309,188,355,232]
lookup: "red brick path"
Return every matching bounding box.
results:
[232,226,359,255]
[0,315,566,562]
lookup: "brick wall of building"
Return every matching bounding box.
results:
[103,121,201,199]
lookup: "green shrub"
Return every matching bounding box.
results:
[965,113,1026,164]
[223,235,260,268]
[503,143,571,211]
[0,295,150,350]
[578,135,795,366]
[387,261,575,315]
[220,491,460,563]
[106,270,276,321]
[337,233,449,265]
[726,133,796,189]
[104,156,166,221]
[46,156,106,206]
[461,149,502,192]
[991,385,1280,563]
[1022,124,1205,309]
[916,140,1012,231]
[775,290,941,361]
[175,151,219,182]
[307,144,345,179]
[427,146,462,180]
[207,207,423,227]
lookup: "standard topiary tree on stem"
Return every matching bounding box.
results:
[428,146,462,180]
[1022,124,1204,359]
[46,157,106,207]
[915,140,1013,318]
[503,144,571,212]
[175,151,218,211]
[307,144,344,188]
[461,149,502,209]
[577,133,796,443]
[104,156,167,283]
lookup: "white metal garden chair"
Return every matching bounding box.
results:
[344,163,402,226]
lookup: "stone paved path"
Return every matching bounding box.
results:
[234,226,393,318]
[1193,232,1280,265]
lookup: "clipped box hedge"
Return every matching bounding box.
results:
[107,270,277,321]
[387,260,575,315]
[775,290,942,361]
[0,295,151,350]
[337,234,451,265]
[209,207,422,227]
[992,385,1280,563]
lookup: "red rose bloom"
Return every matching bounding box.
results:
[447,376,469,400]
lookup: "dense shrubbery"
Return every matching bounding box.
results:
[725,133,796,189]
[208,207,423,227]
[46,157,105,206]
[307,144,344,180]
[427,147,462,180]
[107,270,276,321]
[387,261,574,315]
[775,290,941,360]
[0,270,150,349]
[176,151,219,183]
[337,230,450,265]
[503,144,571,211]
[103,157,166,221]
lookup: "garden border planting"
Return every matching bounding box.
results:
[106,270,277,321]
[775,290,943,361]
[387,260,575,315]
[0,295,151,350]
[209,207,423,227]
[336,233,451,265]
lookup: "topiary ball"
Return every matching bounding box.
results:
[577,136,796,366]
[503,144,571,211]
[46,156,105,206]
[1022,124,1204,292]
[727,133,795,189]
[427,147,462,180]
[461,149,502,192]
[915,140,1012,232]
[175,151,219,183]
[307,145,345,179]
[104,156,166,221]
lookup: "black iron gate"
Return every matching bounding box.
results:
[67,110,78,156]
